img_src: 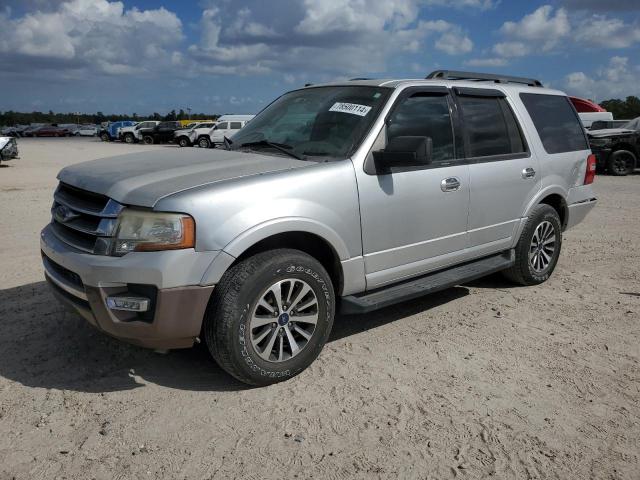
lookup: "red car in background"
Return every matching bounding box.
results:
[31,125,73,137]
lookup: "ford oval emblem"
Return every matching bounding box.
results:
[54,205,80,223]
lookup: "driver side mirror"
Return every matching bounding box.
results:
[372,136,432,172]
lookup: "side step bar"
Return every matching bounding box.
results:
[340,250,515,314]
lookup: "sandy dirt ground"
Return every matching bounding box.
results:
[0,137,639,479]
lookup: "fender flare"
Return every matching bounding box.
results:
[200,217,350,285]
[522,185,568,219]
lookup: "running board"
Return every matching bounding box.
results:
[340,250,515,314]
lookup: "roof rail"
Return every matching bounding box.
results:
[426,70,543,87]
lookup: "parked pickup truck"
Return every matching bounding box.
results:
[118,121,160,144]
[588,128,639,175]
[41,70,597,386]
[99,121,137,142]
[139,121,181,145]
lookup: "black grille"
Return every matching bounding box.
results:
[50,183,122,254]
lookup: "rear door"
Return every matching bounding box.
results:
[454,87,540,254]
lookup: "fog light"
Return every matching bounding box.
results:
[106,296,150,312]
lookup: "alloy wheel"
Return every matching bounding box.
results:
[529,220,556,273]
[249,278,319,363]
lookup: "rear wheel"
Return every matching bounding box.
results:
[203,249,335,386]
[100,132,110,142]
[142,135,154,145]
[198,136,211,149]
[503,204,562,286]
[608,150,635,176]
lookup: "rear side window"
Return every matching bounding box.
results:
[520,93,588,154]
[230,122,242,129]
[458,96,526,158]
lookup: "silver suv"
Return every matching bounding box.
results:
[41,70,597,386]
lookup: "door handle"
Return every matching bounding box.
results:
[522,167,536,179]
[441,177,461,192]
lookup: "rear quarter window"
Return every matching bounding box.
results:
[520,93,588,154]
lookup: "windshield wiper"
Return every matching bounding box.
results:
[238,140,304,160]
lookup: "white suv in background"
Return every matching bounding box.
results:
[175,122,217,147]
[196,115,254,148]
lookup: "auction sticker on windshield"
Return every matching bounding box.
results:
[329,102,372,117]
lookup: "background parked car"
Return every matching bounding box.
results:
[139,121,181,145]
[175,121,217,147]
[98,121,137,142]
[75,124,98,136]
[0,136,18,163]
[197,115,254,148]
[118,121,160,143]
[590,120,630,131]
[33,125,73,137]
[1,125,29,137]
[588,128,639,176]
[22,124,47,137]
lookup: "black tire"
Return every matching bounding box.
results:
[503,204,562,286]
[203,249,335,386]
[124,133,135,144]
[100,132,110,142]
[177,136,190,147]
[607,150,635,176]
[198,136,211,149]
[142,135,154,145]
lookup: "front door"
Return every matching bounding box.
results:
[356,89,470,289]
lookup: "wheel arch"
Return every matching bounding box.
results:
[201,220,349,296]
[523,187,569,230]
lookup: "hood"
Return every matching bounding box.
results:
[588,128,636,138]
[58,148,311,207]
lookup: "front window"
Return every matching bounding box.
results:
[230,86,392,160]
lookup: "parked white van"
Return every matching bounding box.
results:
[196,115,254,148]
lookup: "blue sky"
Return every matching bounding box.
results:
[1,0,639,116]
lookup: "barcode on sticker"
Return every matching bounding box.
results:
[329,102,372,117]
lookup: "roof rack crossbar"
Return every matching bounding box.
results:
[426,70,543,87]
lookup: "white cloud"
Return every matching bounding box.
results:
[435,30,473,55]
[189,3,474,77]
[0,0,183,75]
[565,56,639,101]
[492,41,529,58]
[575,16,640,48]
[500,6,570,52]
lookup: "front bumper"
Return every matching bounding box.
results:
[41,224,217,349]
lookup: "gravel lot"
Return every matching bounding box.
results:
[1,137,639,479]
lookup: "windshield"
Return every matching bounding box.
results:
[622,117,640,130]
[230,86,391,160]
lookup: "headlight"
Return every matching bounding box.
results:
[113,210,195,256]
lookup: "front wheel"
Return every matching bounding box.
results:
[124,133,135,144]
[203,249,335,386]
[100,132,110,142]
[503,204,562,286]
[142,135,154,145]
[198,136,211,149]
[608,150,635,176]
[178,136,190,147]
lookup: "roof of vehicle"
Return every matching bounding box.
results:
[303,71,567,96]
